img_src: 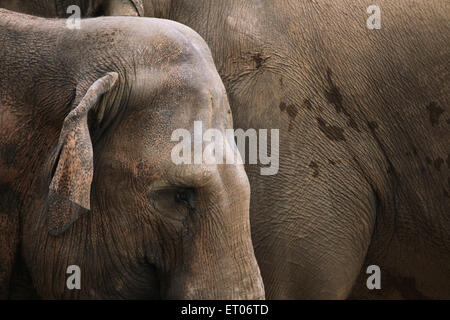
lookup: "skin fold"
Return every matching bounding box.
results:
[1,0,449,299]
[0,9,264,299]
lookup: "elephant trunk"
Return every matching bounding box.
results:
[164,236,265,300]
[163,164,265,299]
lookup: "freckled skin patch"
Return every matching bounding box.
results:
[425,156,445,171]
[324,68,360,132]
[303,99,313,111]
[433,157,444,171]
[347,118,360,132]
[426,102,444,127]
[309,161,319,177]
[367,121,379,131]
[279,101,298,118]
[279,101,298,132]
[252,53,264,69]
[286,105,298,119]
[316,117,346,142]
[324,68,344,113]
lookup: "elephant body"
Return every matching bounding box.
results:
[1,0,449,299]
[0,9,264,299]
[145,0,450,299]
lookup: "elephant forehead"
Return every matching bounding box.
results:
[134,58,222,95]
[129,66,227,122]
[126,23,207,66]
[97,151,163,182]
[98,141,217,188]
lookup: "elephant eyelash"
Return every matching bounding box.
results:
[174,188,197,210]
[148,187,197,210]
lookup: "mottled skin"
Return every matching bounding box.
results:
[2,1,450,299]
[0,0,144,17]
[143,0,450,299]
[0,10,264,299]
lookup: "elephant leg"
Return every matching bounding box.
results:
[250,146,377,299]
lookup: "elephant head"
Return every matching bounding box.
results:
[0,14,265,299]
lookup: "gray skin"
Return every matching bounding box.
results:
[0,0,144,17]
[0,10,264,299]
[2,1,449,299]
[143,0,450,299]
[150,0,450,300]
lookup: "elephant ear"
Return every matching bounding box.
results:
[47,72,118,236]
[55,0,144,17]
[130,0,145,16]
[104,0,145,17]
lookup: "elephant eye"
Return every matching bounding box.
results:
[174,188,196,209]
[147,187,197,222]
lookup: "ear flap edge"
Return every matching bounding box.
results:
[130,0,145,17]
[47,72,118,236]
